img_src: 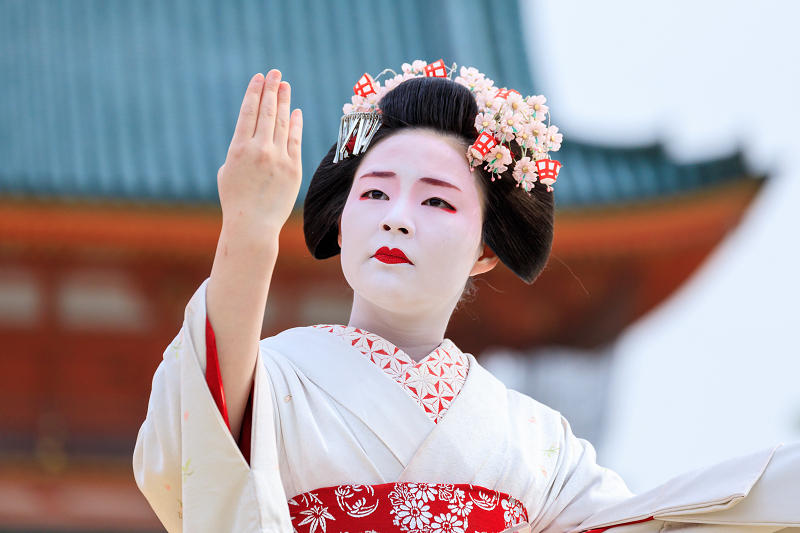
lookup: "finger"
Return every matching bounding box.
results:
[287,108,303,161]
[232,73,265,143]
[254,69,281,143]
[272,81,292,147]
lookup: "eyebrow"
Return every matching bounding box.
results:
[420,177,461,192]
[359,171,396,179]
[359,171,461,192]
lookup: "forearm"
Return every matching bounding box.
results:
[207,218,280,439]
[205,68,302,440]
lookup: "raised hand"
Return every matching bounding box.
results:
[217,70,303,234]
[207,70,303,439]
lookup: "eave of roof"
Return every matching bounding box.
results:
[0,176,762,262]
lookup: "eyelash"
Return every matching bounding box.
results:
[361,190,388,201]
[423,197,456,212]
[360,190,456,212]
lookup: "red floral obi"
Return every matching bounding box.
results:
[288,482,529,533]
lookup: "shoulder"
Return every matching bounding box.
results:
[465,356,569,452]
[259,326,333,356]
[257,325,358,381]
[257,327,320,377]
[469,355,566,430]
[505,388,565,428]
[502,387,571,459]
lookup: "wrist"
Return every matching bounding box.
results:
[219,217,281,255]
[221,210,282,238]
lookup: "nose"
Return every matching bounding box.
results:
[382,223,409,235]
[380,201,415,237]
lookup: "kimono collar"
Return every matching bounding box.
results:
[261,327,436,466]
[398,354,509,484]
[312,324,461,365]
[311,325,470,424]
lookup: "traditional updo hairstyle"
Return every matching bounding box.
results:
[303,76,554,284]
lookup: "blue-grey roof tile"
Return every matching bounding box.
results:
[0,0,753,207]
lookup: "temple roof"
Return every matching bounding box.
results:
[0,0,754,207]
[555,141,749,206]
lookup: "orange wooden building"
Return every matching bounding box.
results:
[0,175,761,530]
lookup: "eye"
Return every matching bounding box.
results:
[361,189,389,200]
[423,197,456,212]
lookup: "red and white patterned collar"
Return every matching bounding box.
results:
[312,325,469,423]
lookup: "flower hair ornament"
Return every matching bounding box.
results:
[334,59,563,192]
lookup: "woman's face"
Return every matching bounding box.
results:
[339,129,494,316]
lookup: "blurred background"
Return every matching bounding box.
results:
[0,0,797,530]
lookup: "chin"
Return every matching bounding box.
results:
[346,267,427,313]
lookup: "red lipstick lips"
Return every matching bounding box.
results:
[374,246,413,265]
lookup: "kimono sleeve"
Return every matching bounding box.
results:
[132,279,293,533]
[530,414,634,533]
[574,440,800,532]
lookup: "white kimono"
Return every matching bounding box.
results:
[133,281,800,533]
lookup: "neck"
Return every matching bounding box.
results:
[347,293,458,362]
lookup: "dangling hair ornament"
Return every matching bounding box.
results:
[334,59,563,193]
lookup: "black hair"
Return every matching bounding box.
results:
[303,76,554,284]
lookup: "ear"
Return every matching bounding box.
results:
[337,215,343,248]
[469,243,500,276]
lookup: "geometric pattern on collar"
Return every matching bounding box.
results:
[311,325,469,423]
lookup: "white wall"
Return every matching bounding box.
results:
[522,0,800,493]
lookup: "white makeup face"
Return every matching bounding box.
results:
[339,129,492,316]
